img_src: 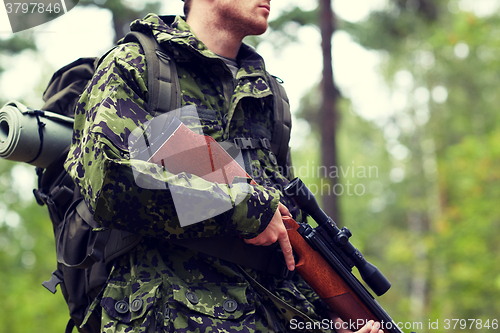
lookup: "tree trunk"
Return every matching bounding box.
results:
[319,0,340,223]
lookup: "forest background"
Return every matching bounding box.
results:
[0,0,499,332]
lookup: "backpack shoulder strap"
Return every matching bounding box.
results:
[268,74,292,171]
[121,31,181,116]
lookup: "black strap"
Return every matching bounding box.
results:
[167,237,294,278]
[64,319,76,333]
[268,75,292,169]
[121,31,180,116]
[25,110,46,165]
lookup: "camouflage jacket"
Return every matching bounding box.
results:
[64,14,333,333]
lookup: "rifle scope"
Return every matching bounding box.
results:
[284,177,391,297]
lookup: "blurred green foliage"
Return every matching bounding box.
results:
[0,160,68,332]
[1,0,499,332]
[292,0,500,331]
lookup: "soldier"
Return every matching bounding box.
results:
[64,0,384,332]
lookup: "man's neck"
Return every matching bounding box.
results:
[186,13,242,59]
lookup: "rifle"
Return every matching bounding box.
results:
[283,178,407,333]
[133,111,411,333]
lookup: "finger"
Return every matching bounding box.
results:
[277,229,295,271]
[278,202,291,217]
[369,321,382,333]
[363,320,382,333]
[371,322,382,333]
[244,231,276,246]
[244,236,263,245]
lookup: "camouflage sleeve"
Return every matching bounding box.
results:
[64,43,280,240]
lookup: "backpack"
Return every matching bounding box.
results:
[32,30,292,333]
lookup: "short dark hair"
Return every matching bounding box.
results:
[183,0,192,18]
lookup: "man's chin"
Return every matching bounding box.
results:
[248,23,269,37]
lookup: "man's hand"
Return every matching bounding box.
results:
[329,312,384,333]
[341,320,383,333]
[244,202,295,271]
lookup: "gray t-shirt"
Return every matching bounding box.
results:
[218,55,239,78]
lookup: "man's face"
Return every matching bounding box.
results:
[214,0,271,37]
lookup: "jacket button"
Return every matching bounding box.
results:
[115,300,129,314]
[223,299,238,313]
[268,152,278,166]
[130,298,143,312]
[185,292,199,305]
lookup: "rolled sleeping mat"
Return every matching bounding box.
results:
[0,100,74,168]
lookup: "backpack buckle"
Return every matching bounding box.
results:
[260,138,271,150]
[33,189,48,206]
[42,270,64,294]
[233,138,254,149]
[233,138,271,150]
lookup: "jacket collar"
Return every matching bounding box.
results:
[129,14,267,77]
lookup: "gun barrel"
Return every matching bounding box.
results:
[284,177,330,226]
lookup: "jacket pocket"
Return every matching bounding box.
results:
[166,281,255,331]
[100,279,161,332]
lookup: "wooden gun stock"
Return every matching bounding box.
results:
[283,215,392,332]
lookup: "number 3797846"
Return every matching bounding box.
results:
[5,2,62,14]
